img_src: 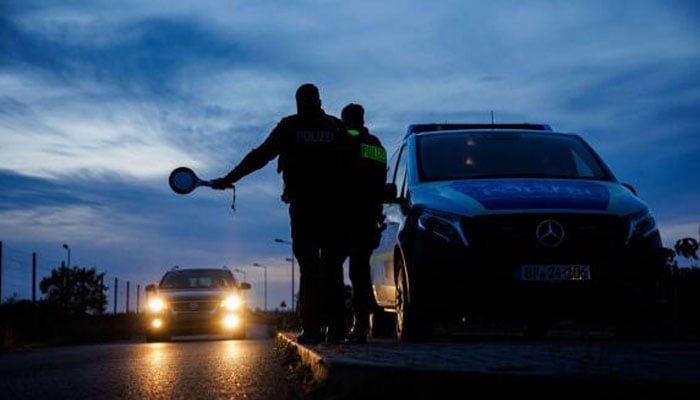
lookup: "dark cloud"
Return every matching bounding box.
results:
[0,170,96,210]
[1,0,699,308]
[1,14,255,97]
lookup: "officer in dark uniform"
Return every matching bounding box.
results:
[341,103,387,343]
[211,83,353,344]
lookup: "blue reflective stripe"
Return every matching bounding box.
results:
[449,180,610,210]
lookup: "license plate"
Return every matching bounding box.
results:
[517,264,591,281]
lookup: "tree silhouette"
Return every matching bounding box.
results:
[675,238,699,260]
[39,265,108,315]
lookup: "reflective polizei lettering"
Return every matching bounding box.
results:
[296,130,334,142]
[361,143,386,163]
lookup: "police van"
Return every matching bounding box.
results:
[369,123,665,341]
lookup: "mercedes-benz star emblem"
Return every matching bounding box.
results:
[535,219,565,247]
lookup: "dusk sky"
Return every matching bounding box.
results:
[1,0,699,311]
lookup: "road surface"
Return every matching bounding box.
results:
[0,324,304,400]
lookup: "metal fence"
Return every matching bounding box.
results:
[0,240,146,314]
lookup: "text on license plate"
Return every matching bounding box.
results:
[517,264,591,281]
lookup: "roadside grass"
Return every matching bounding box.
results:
[1,304,300,351]
[3,269,699,350]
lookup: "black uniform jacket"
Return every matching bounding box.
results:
[347,127,387,243]
[223,109,353,205]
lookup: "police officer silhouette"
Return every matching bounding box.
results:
[211,83,352,344]
[341,103,387,343]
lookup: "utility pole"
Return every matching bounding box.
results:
[274,238,295,311]
[113,277,118,314]
[252,263,268,312]
[0,240,3,305]
[136,284,140,314]
[32,252,37,303]
[60,261,66,308]
[62,244,70,268]
[126,280,130,314]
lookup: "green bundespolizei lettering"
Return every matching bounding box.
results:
[361,143,386,163]
[347,129,361,137]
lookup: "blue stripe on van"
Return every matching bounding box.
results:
[449,179,610,210]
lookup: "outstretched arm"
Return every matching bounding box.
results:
[211,123,284,189]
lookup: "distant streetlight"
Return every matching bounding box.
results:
[252,263,268,311]
[274,238,295,311]
[62,243,71,268]
[234,268,247,281]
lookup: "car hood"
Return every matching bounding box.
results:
[158,288,233,301]
[411,178,648,217]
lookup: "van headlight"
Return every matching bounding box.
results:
[148,297,166,313]
[417,208,468,245]
[222,294,242,311]
[627,209,658,243]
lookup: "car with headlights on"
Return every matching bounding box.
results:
[145,266,251,341]
[369,123,666,341]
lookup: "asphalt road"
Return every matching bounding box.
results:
[5,321,700,400]
[0,324,305,400]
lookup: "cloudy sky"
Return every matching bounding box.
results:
[1,0,699,311]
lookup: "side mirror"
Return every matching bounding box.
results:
[239,282,252,290]
[622,183,637,196]
[382,183,398,203]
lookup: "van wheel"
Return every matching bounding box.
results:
[395,261,431,342]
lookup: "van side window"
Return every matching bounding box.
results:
[394,144,408,197]
[386,145,403,184]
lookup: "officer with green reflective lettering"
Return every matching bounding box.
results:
[341,103,387,343]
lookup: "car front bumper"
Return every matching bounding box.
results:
[403,227,665,321]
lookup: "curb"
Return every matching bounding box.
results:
[276,331,700,399]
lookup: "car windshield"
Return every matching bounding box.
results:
[418,131,611,182]
[160,270,236,289]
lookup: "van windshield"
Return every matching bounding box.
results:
[417,131,611,182]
